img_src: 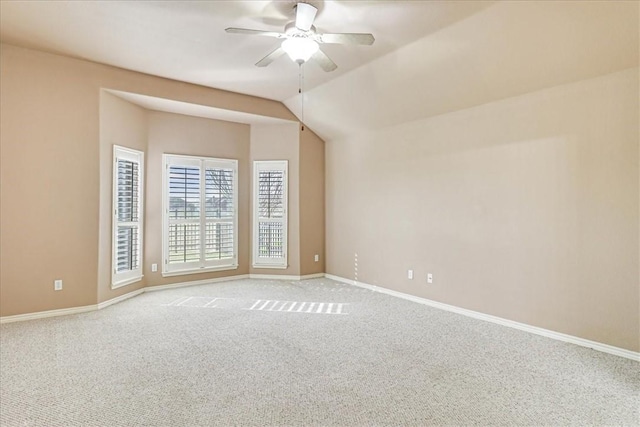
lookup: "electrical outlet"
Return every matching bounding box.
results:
[314,254,319,262]
[407,269,413,279]
[427,273,433,284]
[151,263,158,272]
[54,279,63,291]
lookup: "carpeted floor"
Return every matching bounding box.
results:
[1,278,638,426]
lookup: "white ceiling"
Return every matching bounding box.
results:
[0,1,492,101]
[1,1,638,142]
[286,1,640,141]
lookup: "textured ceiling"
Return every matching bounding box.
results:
[0,1,492,101]
[1,1,638,142]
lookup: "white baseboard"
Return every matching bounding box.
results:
[144,274,250,292]
[0,288,145,323]
[299,273,325,280]
[249,274,300,280]
[0,304,97,324]
[325,274,640,362]
[249,273,325,280]
[97,288,145,310]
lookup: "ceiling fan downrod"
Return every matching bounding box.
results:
[299,63,305,131]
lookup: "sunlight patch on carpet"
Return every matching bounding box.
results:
[245,300,348,315]
[162,297,349,315]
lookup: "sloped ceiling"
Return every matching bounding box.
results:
[285,1,639,141]
[1,1,638,142]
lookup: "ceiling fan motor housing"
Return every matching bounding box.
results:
[284,22,317,37]
[225,1,373,72]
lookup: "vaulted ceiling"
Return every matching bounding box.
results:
[1,1,638,142]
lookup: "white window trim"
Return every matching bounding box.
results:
[252,160,288,269]
[162,154,239,277]
[112,145,144,289]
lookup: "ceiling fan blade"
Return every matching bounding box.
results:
[225,28,286,39]
[295,3,317,31]
[256,47,286,67]
[311,49,337,72]
[318,33,375,45]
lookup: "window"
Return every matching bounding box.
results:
[112,146,144,288]
[253,161,288,268]
[163,154,238,276]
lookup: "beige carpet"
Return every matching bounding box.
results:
[1,278,638,426]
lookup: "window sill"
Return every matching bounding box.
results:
[162,265,238,278]
[111,275,144,290]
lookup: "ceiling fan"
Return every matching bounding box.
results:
[225,2,375,72]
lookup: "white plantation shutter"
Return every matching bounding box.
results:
[112,146,144,288]
[204,165,235,261]
[163,155,238,275]
[253,161,288,268]
[167,160,201,270]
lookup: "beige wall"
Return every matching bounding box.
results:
[99,97,252,299]
[300,128,325,275]
[0,43,326,317]
[98,91,148,303]
[326,68,639,351]
[249,124,301,276]
[0,46,100,315]
[145,111,251,287]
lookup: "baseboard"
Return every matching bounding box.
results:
[1,288,145,323]
[0,304,97,324]
[249,273,325,280]
[299,273,325,280]
[249,274,296,280]
[325,274,640,362]
[97,288,145,310]
[144,274,250,292]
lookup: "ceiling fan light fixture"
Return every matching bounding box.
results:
[281,37,319,64]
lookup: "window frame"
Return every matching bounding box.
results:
[162,153,239,277]
[252,160,288,269]
[112,145,144,289]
